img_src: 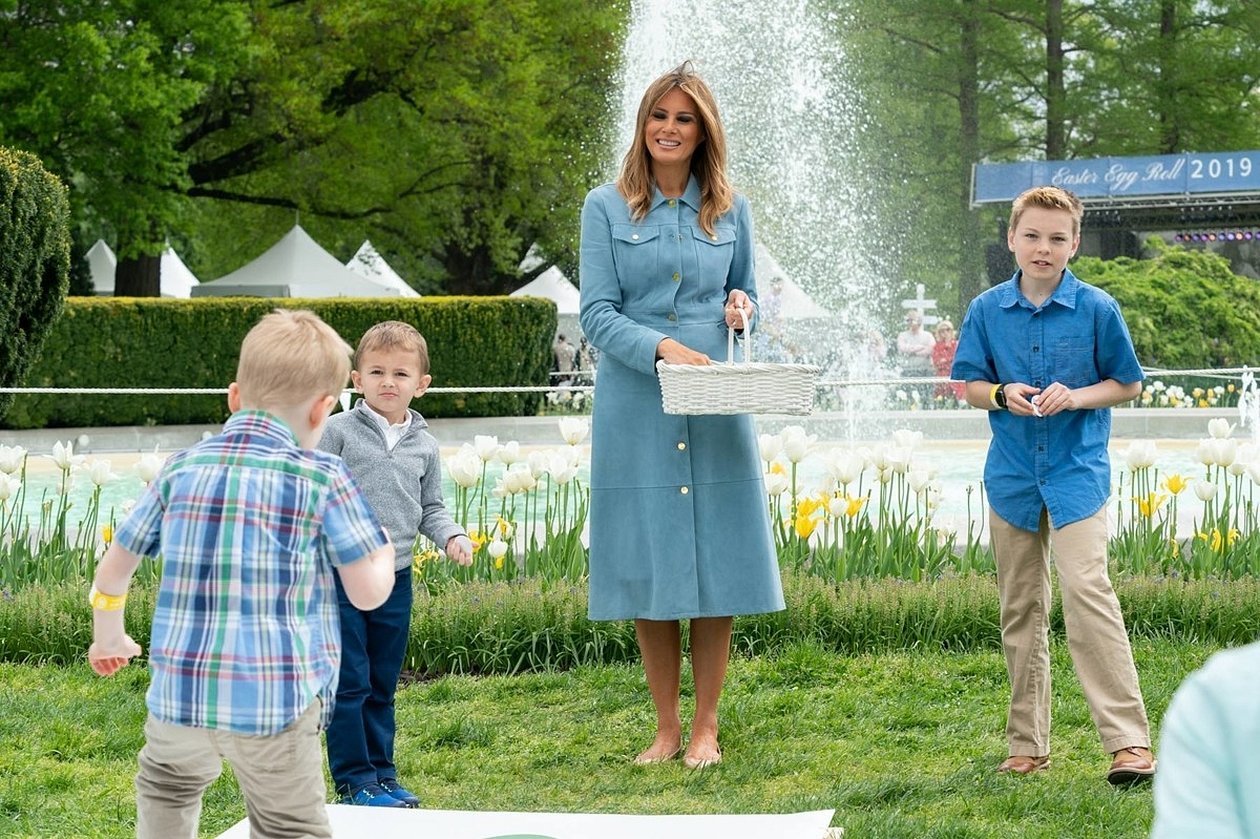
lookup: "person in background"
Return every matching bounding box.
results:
[951,185,1155,785]
[553,333,578,386]
[578,60,784,770]
[896,308,935,405]
[1151,640,1260,837]
[931,319,965,404]
[88,309,396,839]
[318,320,473,808]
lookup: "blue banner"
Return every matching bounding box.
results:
[972,151,1260,205]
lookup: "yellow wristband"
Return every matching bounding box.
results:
[989,383,1002,409]
[88,585,127,611]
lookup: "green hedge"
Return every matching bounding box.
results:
[7,574,1259,672]
[0,146,70,420]
[1,296,556,428]
[1076,240,1260,369]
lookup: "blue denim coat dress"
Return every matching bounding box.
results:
[579,179,785,621]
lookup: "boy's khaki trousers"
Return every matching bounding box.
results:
[135,699,330,839]
[989,507,1151,757]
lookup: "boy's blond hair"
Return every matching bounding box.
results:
[1010,186,1084,237]
[236,309,351,409]
[353,321,430,375]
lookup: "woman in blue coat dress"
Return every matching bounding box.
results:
[579,61,785,770]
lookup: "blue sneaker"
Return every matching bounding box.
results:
[340,782,409,808]
[378,777,421,808]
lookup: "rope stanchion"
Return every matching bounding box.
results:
[0,366,1249,397]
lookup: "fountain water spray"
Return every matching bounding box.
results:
[615,0,899,436]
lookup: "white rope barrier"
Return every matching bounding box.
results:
[0,367,1248,396]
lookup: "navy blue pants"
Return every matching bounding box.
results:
[326,566,413,795]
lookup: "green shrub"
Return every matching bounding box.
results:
[1076,240,1260,369]
[2,296,555,428]
[8,574,1259,672]
[0,147,70,421]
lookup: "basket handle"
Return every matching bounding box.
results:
[726,305,751,366]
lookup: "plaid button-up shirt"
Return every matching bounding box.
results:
[115,410,388,735]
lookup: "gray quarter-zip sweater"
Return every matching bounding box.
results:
[318,399,464,571]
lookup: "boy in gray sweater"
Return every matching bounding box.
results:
[318,321,473,808]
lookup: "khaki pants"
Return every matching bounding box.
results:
[135,700,330,839]
[990,507,1150,756]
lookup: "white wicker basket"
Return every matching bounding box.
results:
[655,308,821,416]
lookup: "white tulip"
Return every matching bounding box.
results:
[1248,461,1260,485]
[496,440,521,466]
[764,472,789,496]
[527,450,550,479]
[562,444,583,468]
[47,440,85,471]
[1195,439,1216,467]
[0,475,20,502]
[1194,481,1217,501]
[505,463,537,494]
[824,449,865,487]
[866,443,891,472]
[446,446,482,488]
[134,446,164,484]
[908,468,932,495]
[86,459,118,487]
[886,446,912,475]
[758,433,783,463]
[1211,438,1237,468]
[780,425,815,463]
[1208,417,1235,439]
[0,445,26,475]
[891,429,924,452]
[545,453,576,485]
[557,417,590,446]
[1122,440,1158,471]
[487,539,509,560]
[473,435,500,462]
[827,495,848,518]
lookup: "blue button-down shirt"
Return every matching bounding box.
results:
[951,269,1143,531]
[115,410,388,735]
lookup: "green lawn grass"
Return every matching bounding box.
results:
[0,638,1214,838]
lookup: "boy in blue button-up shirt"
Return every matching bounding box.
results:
[952,186,1156,786]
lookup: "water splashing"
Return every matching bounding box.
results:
[615,0,897,432]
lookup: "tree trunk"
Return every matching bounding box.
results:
[1157,0,1180,153]
[114,252,162,297]
[441,243,512,295]
[1044,0,1067,159]
[957,0,986,314]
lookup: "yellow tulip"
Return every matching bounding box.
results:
[794,515,818,540]
[101,524,113,545]
[1162,474,1189,495]
[845,496,867,518]
[1136,492,1167,518]
[769,461,787,475]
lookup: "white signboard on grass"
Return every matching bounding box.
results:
[216,805,838,839]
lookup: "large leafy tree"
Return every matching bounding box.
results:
[1,0,623,295]
[0,0,252,295]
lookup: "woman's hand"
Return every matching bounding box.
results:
[724,290,753,329]
[656,337,710,365]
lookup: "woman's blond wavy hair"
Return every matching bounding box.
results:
[616,61,733,237]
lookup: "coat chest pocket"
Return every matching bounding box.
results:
[612,224,661,277]
[691,224,736,280]
[1052,335,1096,387]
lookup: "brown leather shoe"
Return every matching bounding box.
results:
[1107,746,1156,785]
[997,755,1050,775]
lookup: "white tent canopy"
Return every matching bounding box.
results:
[85,240,200,298]
[510,266,580,314]
[346,240,419,297]
[753,243,832,319]
[192,225,400,298]
[85,240,116,295]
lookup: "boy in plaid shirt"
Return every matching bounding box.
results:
[88,309,396,839]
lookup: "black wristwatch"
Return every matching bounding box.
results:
[994,384,1008,410]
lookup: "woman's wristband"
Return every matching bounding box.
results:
[990,383,1008,410]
